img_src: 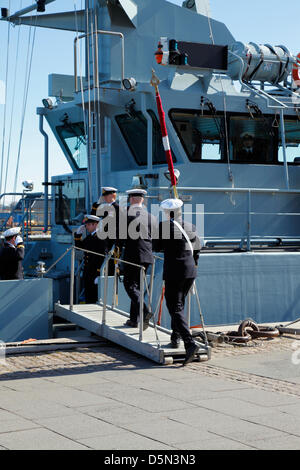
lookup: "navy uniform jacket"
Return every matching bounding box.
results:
[121,205,157,267]
[153,220,201,281]
[74,232,107,280]
[91,201,120,251]
[0,241,25,280]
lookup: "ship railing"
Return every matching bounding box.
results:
[74,30,125,92]
[148,185,300,251]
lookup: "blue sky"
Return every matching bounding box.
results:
[0,0,299,195]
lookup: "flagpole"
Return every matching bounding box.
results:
[150,69,178,199]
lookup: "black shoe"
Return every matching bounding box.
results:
[183,343,199,366]
[143,312,153,331]
[170,338,181,349]
[124,319,138,328]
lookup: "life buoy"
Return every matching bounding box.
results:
[292,52,300,83]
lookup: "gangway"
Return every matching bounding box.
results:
[53,247,211,365]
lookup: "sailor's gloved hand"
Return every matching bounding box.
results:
[94,276,100,285]
[76,225,85,235]
[15,235,23,245]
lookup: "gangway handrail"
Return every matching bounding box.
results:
[70,245,156,341]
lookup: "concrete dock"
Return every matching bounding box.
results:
[0,332,300,450]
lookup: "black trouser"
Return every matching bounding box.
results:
[84,275,98,303]
[123,263,151,323]
[83,257,105,303]
[164,277,195,348]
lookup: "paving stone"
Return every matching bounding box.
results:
[36,413,121,440]
[219,388,300,408]
[74,381,136,396]
[0,409,20,421]
[78,403,154,426]
[29,387,116,408]
[189,397,275,419]
[78,431,174,450]
[249,434,300,450]
[5,400,75,420]
[121,417,212,445]
[176,437,255,450]
[2,378,75,393]
[247,412,300,437]
[0,418,39,434]
[208,420,286,443]
[45,372,112,387]
[277,403,300,417]
[0,428,89,450]
[164,407,243,428]
[103,387,197,413]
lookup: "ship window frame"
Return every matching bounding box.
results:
[169,108,286,165]
[54,178,86,226]
[278,117,300,164]
[169,109,226,163]
[115,109,176,167]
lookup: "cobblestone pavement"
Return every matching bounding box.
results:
[0,335,300,450]
[0,335,299,395]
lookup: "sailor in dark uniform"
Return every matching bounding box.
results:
[74,214,107,303]
[236,132,261,162]
[0,227,25,280]
[91,186,120,253]
[122,189,156,329]
[153,198,201,365]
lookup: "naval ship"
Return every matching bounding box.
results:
[0,0,300,363]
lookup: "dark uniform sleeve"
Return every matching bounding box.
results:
[152,221,164,253]
[186,224,201,266]
[15,244,25,261]
[91,201,100,216]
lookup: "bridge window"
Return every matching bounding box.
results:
[230,116,276,163]
[170,110,224,162]
[55,179,86,226]
[56,122,88,170]
[278,119,300,163]
[115,110,175,166]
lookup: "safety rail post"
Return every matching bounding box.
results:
[139,267,145,342]
[112,261,118,308]
[102,253,111,325]
[247,190,251,251]
[69,246,75,311]
[148,259,155,313]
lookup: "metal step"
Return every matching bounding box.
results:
[54,303,211,365]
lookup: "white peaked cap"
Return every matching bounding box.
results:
[126,189,147,196]
[3,227,21,238]
[84,214,100,222]
[102,187,118,194]
[160,198,183,210]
